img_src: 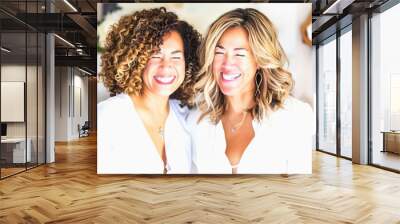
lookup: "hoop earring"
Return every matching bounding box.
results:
[255,69,262,97]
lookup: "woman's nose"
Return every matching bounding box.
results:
[160,57,173,68]
[223,53,235,66]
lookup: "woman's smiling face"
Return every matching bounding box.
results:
[142,31,185,96]
[212,26,258,97]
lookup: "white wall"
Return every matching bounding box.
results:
[55,66,68,141]
[1,65,37,138]
[1,63,46,163]
[72,73,89,138]
[55,67,89,141]
[1,65,26,141]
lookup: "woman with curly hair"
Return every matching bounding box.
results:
[188,8,313,174]
[97,7,201,174]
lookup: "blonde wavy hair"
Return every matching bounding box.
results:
[195,8,293,123]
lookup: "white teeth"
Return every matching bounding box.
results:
[154,76,174,83]
[222,73,241,81]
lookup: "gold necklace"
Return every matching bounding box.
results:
[230,112,248,133]
[158,126,164,139]
[150,110,167,140]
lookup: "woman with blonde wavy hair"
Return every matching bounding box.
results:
[97,7,201,174]
[188,8,313,174]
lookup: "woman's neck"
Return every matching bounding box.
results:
[225,91,255,115]
[130,90,169,114]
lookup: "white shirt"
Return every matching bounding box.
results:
[187,96,313,174]
[97,93,191,174]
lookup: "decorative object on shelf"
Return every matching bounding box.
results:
[301,13,312,47]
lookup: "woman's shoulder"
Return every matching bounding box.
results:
[180,107,215,133]
[168,100,211,132]
[169,99,192,131]
[279,96,314,132]
[259,96,313,131]
[187,107,210,125]
[282,96,313,116]
[98,93,132,116]
[169,99,190,119]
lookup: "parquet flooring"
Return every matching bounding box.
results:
[373,151,400,171]
[1,134,400,223]
[1,167,26,178]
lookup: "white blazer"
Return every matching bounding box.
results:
[187,96,313,174]
[97,93,191,174]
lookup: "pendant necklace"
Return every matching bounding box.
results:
[230,112,248,133]
[158,126,164,139]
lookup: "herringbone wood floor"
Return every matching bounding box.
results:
[1,134,400,223]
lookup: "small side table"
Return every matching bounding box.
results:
[381,131,400,154]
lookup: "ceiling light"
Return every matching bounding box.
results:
[78,67,93,76]
[323,0,341,14]
[63,0,78,12]
[322,0,355,15]
[76,48,85,55]
[1,47,11,53]
[54,34,75,48]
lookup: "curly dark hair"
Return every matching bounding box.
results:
[99,7,201,107]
